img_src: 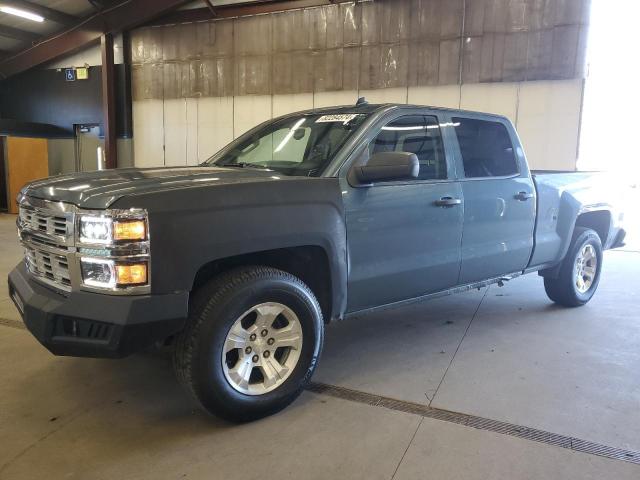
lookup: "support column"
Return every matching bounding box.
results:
[101,33,117,169]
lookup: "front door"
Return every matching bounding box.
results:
[341,114,464,312]
[450,115,536,284]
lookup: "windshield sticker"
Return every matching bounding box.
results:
[316,114,361,124]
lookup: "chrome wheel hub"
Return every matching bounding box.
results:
[575,244,597,293]
[222,302,303,395]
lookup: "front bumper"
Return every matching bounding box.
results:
[7,262,188,358]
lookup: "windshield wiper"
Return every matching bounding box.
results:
[221,162,271,170]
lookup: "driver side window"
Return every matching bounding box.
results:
[368,115,447,181]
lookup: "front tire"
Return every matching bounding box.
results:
[174,266,323,422]
[544,227,603,307]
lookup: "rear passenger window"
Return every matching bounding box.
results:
[369,115,447,181]
[452,117,518,178]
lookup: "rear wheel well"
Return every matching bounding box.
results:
[192,246,333,322]
[575,210,611,246]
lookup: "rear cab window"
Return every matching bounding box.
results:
[452,117,518,178]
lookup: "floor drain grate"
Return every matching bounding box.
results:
[307,382,640,466]
[0,318,26,330]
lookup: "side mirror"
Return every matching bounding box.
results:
[353,151,419,184]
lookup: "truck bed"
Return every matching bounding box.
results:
[528,170,626,269]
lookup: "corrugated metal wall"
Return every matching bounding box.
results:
[131,0,589,99]
[130,0,590,170]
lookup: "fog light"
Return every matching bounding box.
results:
[115,263,148,285]
[114,220,146,241]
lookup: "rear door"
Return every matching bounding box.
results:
[449,115,536,284]
[340,112,464,312]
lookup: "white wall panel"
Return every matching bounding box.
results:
[407,85,461,109]
[186,98,199,166]
[516,79,583,170]
[359,87,408,104]
[272,93,314,118]
[163,99,187,167]
[233,95,272,138]
[133,81,583,172]
[460,83,519,123]
[197,97,234,162]
[313,90,359,108]
[132,99,164,168]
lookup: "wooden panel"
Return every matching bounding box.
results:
[6,136,49,214]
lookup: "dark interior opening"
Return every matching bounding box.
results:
[0,137,7,212]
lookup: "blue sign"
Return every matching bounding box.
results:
[65,68,76,82]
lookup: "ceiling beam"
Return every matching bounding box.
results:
[203,0,217,18]
[0,24,40,42]
[0,0,78,26]
[147,0,351,26]
[0,0,190,79]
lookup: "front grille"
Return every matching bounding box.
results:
[19,207,69,238]
[17,198,75,292]
[24,246,71,289]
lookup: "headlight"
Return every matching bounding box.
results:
[77,209,150,292]
[79,216,113,244]
[81,258,148,289]
[78,212,148,245]
[80,258,116,288]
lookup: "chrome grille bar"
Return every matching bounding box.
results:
[24,246,72,290]
[19,208,68,237]
[17,196,76,293]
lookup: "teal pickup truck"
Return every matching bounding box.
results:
[9,101,627,421]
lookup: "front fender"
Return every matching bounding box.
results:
[112,177,348,319]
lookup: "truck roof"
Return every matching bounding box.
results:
[288,102,509,121]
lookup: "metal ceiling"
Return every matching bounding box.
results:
[0,0,344,78]
[0,1,94,53]
[0,0,272,55]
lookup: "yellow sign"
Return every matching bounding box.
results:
[76,67,89,80]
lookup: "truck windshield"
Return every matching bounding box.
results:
[203,113,367,176]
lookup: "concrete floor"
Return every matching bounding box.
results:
[1,212,639,479]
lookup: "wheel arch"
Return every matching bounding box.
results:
[540,208,611,279]
[574,210,612,247]
[191,246,335,323]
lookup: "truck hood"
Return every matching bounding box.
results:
[21,166,283,209]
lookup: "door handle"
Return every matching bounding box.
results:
[514,191,534,201]
[434,196,462,207]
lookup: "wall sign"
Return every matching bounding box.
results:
[76,67,89,80]
[65,68,76,82]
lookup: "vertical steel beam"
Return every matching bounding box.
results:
[121,31,133,139]
[101,33,117,169]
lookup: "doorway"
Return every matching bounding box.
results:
[0,136,7,212]
[579,0,639,247]
[74,124,105,172]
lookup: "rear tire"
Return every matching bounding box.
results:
[174,266,323,422]
[544,227,603,307]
